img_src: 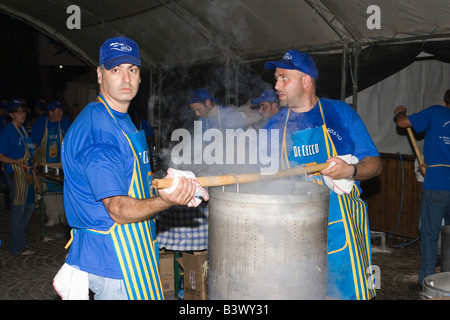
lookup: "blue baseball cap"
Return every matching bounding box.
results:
[7,99,24,112]
[46,100,65,111]
[189,88,218,104]
[99,37,141,70]
[250,89,279,105]
[265,50,318,79]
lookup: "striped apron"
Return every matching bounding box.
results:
[67,96,164,300]
[40,120,63,193]
[281,99,376,300]
[41,120,62,164]
[11,124,34,206]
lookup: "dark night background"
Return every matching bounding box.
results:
[0,12,92,104]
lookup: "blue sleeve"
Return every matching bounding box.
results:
[408,106,434,133]
[324,100,379,160]
[81,143,130,201]
[351,116,380,160]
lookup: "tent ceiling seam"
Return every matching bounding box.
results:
[156,0,240,62]
[305,0,359,44]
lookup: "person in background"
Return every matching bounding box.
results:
[0,100,8,131]
[251,88,281,122]
[394,90,450,286]
[31,100,71,226]
[130,107,155,148]
[28,99,46,130]
[0,99,36,255]
[0,100,11,210]
[263,50,382,300]
[130,107,156,171]
[53,36,203,300]
[68,103,83,121]
[189,88,246,133]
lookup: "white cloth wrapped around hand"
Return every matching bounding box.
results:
[323,154,359,195]
[163,168,209,207]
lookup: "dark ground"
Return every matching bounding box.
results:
[0,197,441,301]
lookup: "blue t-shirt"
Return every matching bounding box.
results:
[409,105,450,191]
[263,98,379,159]
[0,122,28,175]
[201,105,246,133]
[262,98,379,188]
[62,101,137,278]
[31,114,71,147]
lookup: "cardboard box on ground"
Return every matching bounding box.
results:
[158,250,208,300]
[177,251,208,300]
[158,250,175,293]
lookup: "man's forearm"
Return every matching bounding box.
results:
[102,195,172,225]
[355,156,382,181]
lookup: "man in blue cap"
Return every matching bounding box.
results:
[0,99,36,255]
[394,90,450,287]
[263,49,382,300]
[54,37,199,300]
[189,88,246,133]
[250,88,281,122]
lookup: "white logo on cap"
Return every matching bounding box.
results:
[109,42,132,52]
[283,52,293,60]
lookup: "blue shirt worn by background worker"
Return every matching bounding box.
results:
[408,105,450,191]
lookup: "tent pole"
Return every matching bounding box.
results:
[158,68,162,149]
[225,57,231,106]
[352,44,360,111]
[340,43,347,101]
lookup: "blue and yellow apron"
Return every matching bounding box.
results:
[40,120,63,193]
[71,95,163,300]
[11,124,34,206]
[281,99,375,300]
[41,120,62,164]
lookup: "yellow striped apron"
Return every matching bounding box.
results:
[11,124,33,206]
[281,99,376,300]
[65,96,163,300]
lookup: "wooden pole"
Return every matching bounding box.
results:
[406,127,426,175]
[152,162,331,189]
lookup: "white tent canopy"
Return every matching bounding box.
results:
[1,0,450,67]
[1,0,450,154]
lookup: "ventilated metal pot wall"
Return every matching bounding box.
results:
[207,180,330,300]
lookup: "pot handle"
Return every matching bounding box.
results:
[223,173,240,193]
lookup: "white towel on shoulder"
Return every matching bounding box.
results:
[323,154,359,195]
[53,263,89,300]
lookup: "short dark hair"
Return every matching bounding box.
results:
[444,89,450,106]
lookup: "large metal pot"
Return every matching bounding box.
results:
[207,179,330,300]
[422,272,450,299]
